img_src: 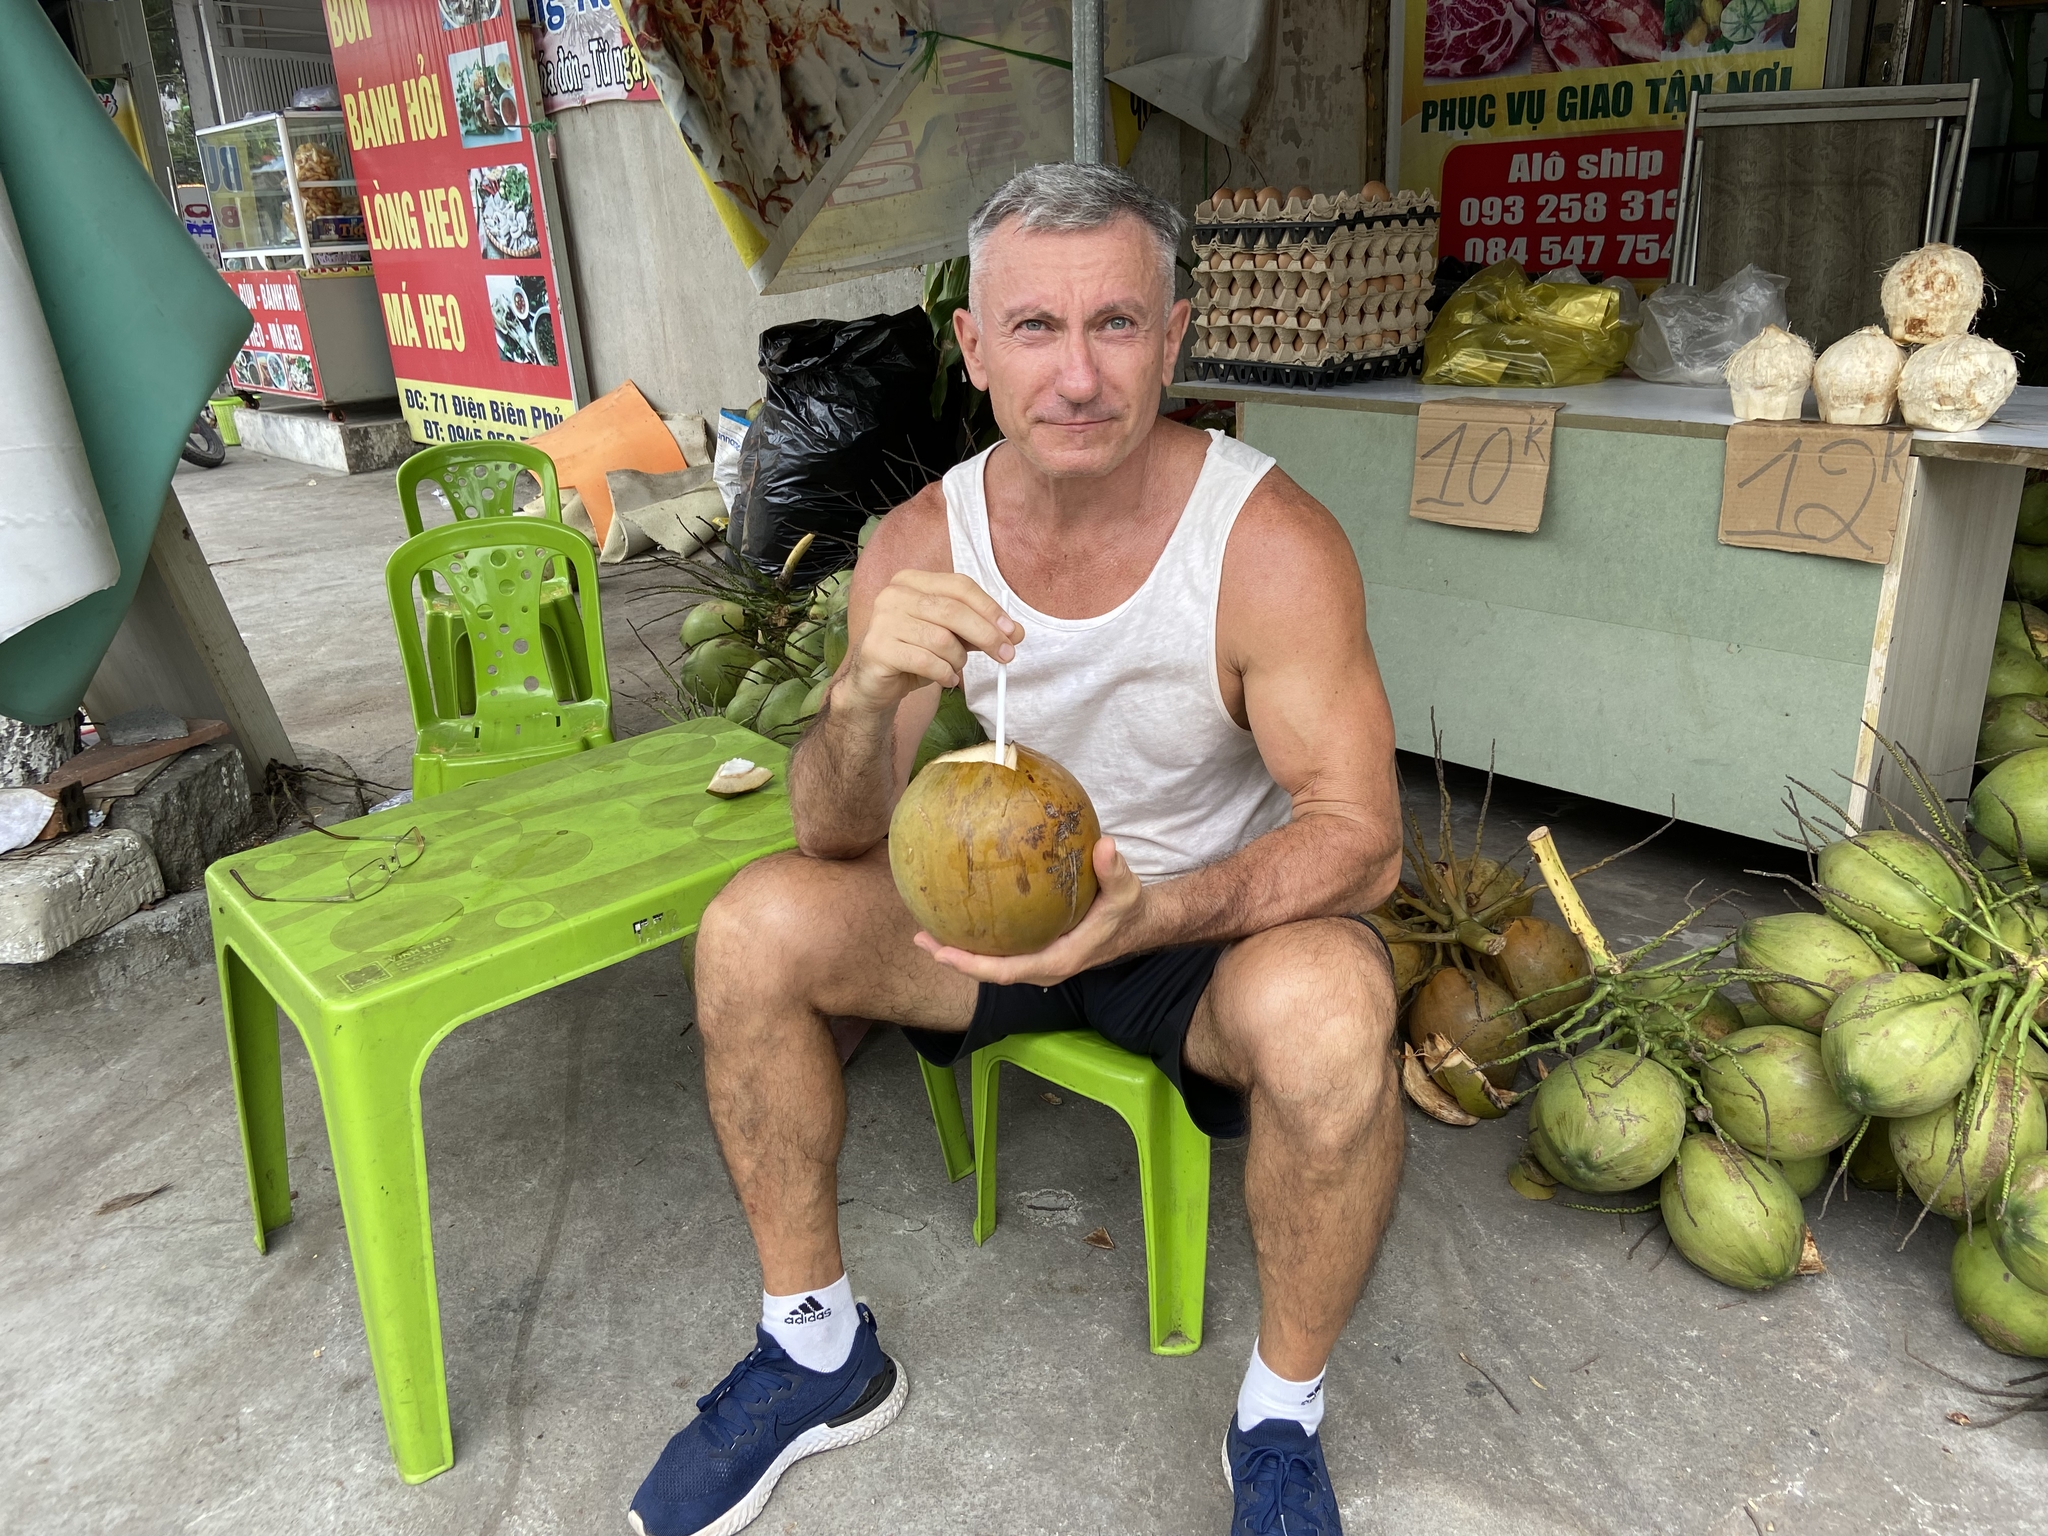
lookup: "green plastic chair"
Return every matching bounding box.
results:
[387,520,612,799]
[208,719,799,1483]
[920,1030,1211,1354]
[394,442,592,713]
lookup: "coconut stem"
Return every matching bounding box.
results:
[1527,827,1619,974]
[778,531,817,587]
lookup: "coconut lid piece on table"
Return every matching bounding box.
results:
[707,757,771,797]
[1812,326,1904,425]
[1724,324,1815,421]
[1881,242,1984,346]
[1897,333,2018,433]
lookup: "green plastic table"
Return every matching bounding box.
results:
[207,719,795,1483]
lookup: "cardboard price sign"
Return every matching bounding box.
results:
[1717,423,1914,564]
[1408,401,1563,533]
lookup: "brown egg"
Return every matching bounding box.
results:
[1232,252,1254,270]
[1211,184,1235,211]
[1256,185,1280,209]
[1286,185,1313,203]
[1362,179,1390,202]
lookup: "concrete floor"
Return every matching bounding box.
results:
[3,450,2041,1535]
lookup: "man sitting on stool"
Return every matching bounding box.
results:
[631,162,1406,1536]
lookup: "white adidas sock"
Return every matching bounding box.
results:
[1236,1338,1326,1434]
[761,1274,857,1374]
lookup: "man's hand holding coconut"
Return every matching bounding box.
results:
[630,165,1405,1536]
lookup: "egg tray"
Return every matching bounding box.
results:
[1183,346,1424,391]
[1194,188,1437,228]
[1191,266,1438,318]
[1192,220,1439,262]
[1191,211,1440,247]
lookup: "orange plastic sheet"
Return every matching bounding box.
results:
[532,381,688,546]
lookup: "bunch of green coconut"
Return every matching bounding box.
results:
[1508,786,2048,1353]
[1978,474,2048,771]
[1377,751,1596,1121]
[673,519,988,765]
[678,561,852,745]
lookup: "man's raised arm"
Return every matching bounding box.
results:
[788,485,1022,860]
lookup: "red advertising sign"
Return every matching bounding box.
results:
[224,269,324,398]
[322,0,578,443]
[1440,127,1683,281]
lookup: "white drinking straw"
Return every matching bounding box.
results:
[994,662,1007,759]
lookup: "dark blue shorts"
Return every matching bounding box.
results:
[901,943,1248,1137]
[898,920,1392,1140]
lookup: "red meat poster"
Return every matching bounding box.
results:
[1397,0,1833,278]
[322,0,579,442]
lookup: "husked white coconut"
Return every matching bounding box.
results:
[1813,326,1905,425]
[1881,244,1983,346]
[1724,325,1815,421]
[1896,334,2018,432]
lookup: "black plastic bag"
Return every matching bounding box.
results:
[732,307,954,582]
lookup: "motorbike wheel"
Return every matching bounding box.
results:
[181,414,227,469]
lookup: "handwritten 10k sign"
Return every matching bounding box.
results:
[1408,401,1563,533]
[1717,423,1914,565]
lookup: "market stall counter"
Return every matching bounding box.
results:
[1175,375,2048,842]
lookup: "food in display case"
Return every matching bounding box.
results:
[198,113,366,265]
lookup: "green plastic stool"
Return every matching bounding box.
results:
[387,520,612,799]
[945,1029,1211,1355]
[208,720,798,1483]
[395,442,591,713]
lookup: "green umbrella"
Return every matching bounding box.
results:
[0,0,254,723]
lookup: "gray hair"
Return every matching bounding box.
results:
[966,162,1185,311]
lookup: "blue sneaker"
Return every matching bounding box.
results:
[1223,1416,1344,1534]
[629,1303,905,1536]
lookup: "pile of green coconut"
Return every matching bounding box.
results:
[672,519,985,766]
[1386,758,2048,1358]
[1980,478,2048,767]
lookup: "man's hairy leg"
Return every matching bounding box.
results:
[1184,917,1403,1381]
[694,847,978,1293]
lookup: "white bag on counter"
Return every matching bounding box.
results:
[1628,266,1788,386]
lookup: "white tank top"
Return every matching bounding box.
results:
[943,429,1293,882]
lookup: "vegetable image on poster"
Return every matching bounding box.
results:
[1401,0,1830,281]
[449,41,522,146]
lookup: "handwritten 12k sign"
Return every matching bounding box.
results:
[1718,423,1914,564]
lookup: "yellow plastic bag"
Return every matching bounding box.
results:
[1423,262,1636,388]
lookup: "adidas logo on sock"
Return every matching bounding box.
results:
[783,1296,831,1325]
